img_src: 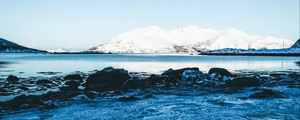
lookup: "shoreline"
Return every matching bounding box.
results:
[1,52,300,57]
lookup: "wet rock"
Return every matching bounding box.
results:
[117,95,142,101]
[161,68,176,76]
[36,79,53,85]
[270,73,287,77]
[6,75,19,83]
[181,69,203,81]
[18,86,29,91]
[145,74,167,86]
[59,86,78,91]
[226,77,260,87]
[288,84,300,88]
[0,89,81,112]
[40,91,80,102]
[122,80,144,89]
[83,67,131,91]
[249,88,284,98]
[63,74,82,80]
[208,68,233,77]
[1,95,43,110]
[65,80,81,87]
[84,91,97,99]
[43,103,58,110]
[37,71,61,75]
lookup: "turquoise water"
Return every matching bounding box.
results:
[0,53,299,77]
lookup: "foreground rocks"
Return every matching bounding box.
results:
[0,67,299,115]
[226,77,261,87]
[208,68,233,77]
[83,67,131,91]
[6,75,19,83]
[63,74,82,80]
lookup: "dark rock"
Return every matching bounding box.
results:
[288,85,300,88]
[249,88,284,98]
[208,68,233,77]
[145,74,167,86]
[0,88,8,93]
[65,80,80,87]
[43,104,58,110]
[40,91,80,102]
[161,68,175,76]
[122,80,144,89]
[63,74,82,80]
[6,75,19,83]
[84,91,97,99]
[117,96,142,101]
[37,71,61,75]
[59,86,78,91]
[18,86,29,91]
[83,67,131,91]
[36,79,52,85]
[0,90,81,112]
[226,77,260,87]
[3,95,43,110]
[270,73,287,77]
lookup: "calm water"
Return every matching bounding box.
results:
[1,54,300,119]
[0,53,299,77]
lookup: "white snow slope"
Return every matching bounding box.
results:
[89,25,294,53]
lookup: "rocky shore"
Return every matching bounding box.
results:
[0,67,299,117]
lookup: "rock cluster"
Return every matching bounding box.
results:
[0,67,299,115]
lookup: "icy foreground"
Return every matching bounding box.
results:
[1,67,299,119]
[89,26,294,53]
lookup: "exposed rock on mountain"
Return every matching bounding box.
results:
[290,39,300,48]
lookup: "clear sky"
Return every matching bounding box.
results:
[0,0,299,50]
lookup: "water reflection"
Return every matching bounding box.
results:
[0,61,14,68]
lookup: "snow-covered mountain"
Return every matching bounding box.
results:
[46,48,82,53]
[0,38,45,53]
[88,25,294,53]
[47,48,70,53]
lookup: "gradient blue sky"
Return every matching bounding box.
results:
[0,0,299,50]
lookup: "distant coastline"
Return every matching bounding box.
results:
[49,51,113,54]
[199,52,300,56]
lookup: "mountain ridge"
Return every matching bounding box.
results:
[0,38,46,53]
[88,26,294,53]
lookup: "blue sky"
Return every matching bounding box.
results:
[0,0,299,50]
